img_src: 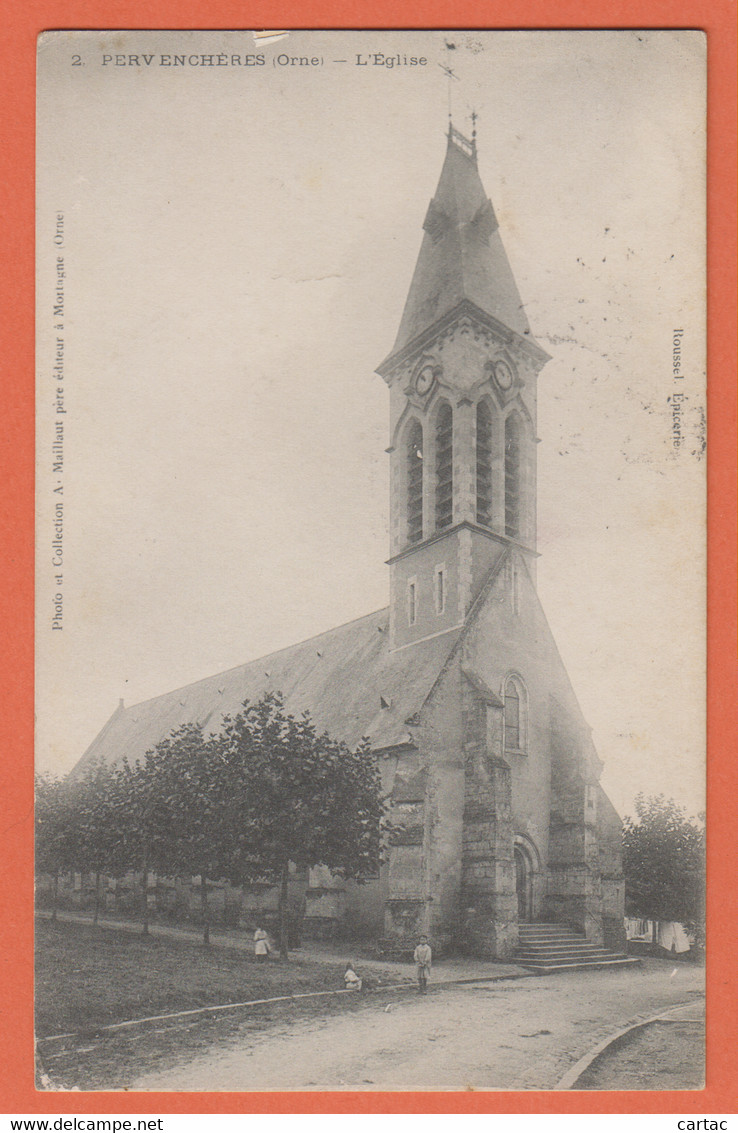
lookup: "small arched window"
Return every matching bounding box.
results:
[406,420,423,544]
[505,413,523,539]
[476,400,493,526]
[504,675,526,752]
[435,401,453,531]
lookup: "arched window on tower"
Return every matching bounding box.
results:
[476,399,493,526]
[505,413,523,539]
[435,401,453,531]
[406,419,423,544]
[504,675,527,753]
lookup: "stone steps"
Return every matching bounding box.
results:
[519,947,605,955]
[519,957,641,974]
[514,922,640,974]
[518,938,595,947]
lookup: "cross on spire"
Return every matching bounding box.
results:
[438,57,459,126]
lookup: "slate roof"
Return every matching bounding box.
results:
[386,130,538,362]
[75,608,464,776]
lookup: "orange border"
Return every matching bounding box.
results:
[3,1,736,1115]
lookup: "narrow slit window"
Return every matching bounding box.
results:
[408,580,417,626]
[435,566,445,614]
[505,414,522,539]
[512,561,520,615]
[435,402,453,530]
[476,400,493,526]
[406,421,424,544]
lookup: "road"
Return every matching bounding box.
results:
[133,959,704,1092]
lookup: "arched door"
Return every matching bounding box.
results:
[515,845,533,922]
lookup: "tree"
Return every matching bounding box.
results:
[622,794,705,925]
[149,723,242,945]
[70,760,124,924]
[112,746,183,935]
[35,775,80,921]
[222,693,384,959]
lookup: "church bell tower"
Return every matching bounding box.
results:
[377,125,551,649]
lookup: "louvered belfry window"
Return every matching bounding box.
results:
[476,400,493,526]
[505,413,522,539]
[407,420,424,544]
[435,402,453,530]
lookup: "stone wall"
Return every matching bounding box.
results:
[545,696,603,942]
[39,868,308,938]
[460,677,517,958]
[596,786,627,951]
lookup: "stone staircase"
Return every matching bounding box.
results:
[514,922,640,974]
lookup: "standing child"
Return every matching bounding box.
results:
[253,926,270,962]
[413,935,432,994]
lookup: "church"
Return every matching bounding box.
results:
[77,124,625,959]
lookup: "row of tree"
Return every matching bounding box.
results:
[35,693,384,957]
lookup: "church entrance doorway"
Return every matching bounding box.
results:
[515,845,532,922]
[514,835,541,923]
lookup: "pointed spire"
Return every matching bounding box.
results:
[385,128,537,364]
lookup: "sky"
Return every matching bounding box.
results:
[36,29,706,817]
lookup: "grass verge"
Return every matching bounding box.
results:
[35,917,406,1037]
[574,1020,705,1090]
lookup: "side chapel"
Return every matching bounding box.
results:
[77,126,625,958]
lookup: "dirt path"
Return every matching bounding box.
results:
[132,960,704,1092]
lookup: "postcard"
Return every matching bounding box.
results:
[35,29,706,1094]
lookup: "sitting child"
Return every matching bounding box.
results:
[343,962,362,991]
